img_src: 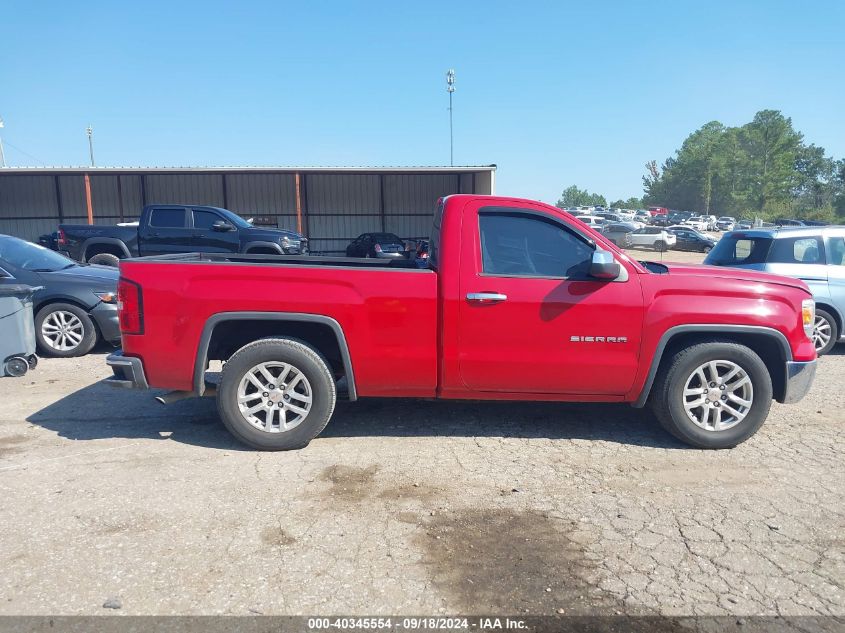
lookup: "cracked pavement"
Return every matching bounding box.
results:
[0,329,843,617]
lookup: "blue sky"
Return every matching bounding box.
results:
[2,0,843,204]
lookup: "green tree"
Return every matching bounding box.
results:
[555,185,606,208]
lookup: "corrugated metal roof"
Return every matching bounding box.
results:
[0,165,496,174]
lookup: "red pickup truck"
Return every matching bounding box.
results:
[106,195,817,450]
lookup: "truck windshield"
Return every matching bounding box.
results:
[0,236,76,272]
[707,235,772,265]
[217,208,253,229]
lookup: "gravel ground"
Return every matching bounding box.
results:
[0,251,842,618]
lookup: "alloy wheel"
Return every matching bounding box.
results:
[41,310,85,351]
[812,315,832,352]
[682,360,753,432]
[236,361,313,433]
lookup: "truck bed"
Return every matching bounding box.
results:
[125,251,424,269]
[118,251,438,397]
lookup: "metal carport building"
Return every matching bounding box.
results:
[0,165,496,254]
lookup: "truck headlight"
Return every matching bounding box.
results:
[802,299,815,339]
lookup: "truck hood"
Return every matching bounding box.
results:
[244,227,304,240]
[661,262,810,293]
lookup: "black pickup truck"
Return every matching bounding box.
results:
[58,205,308,266]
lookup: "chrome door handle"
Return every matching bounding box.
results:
[466,292,507,303]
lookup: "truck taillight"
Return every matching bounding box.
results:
[57,229,66,246]
[117,278,144,335]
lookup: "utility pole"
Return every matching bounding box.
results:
[86,125,95,166]
[0,117,6,168]
[446,69,455,166]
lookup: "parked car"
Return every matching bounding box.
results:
[594,212,623,223]
[774,218,805,227]
[648,206,669,217]
[666,226,717,253]
[705,226,845,355]
[704,215,719,231]
[650,215,674,227]
[107,194,816,451]
[575,215,606,229]
[628,227,677,251]
[0,235,120,357]
[58,205,308,267]
[736,219,754,230]
[682,216,709,232]
[345,233,408,258]
[601,223,635,248]
[634,211,652,224]
[716,217,736,232]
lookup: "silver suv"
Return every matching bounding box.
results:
[705,226,845,354]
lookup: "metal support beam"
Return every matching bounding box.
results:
[83,173,94,225]
[294,173,303,235]
[221,173,228,208]
[379,174,386,232]
[54,175,64,222]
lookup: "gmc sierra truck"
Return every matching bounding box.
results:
[106,195,817,450]
[58,205,307,266]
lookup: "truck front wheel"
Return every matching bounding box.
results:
[650,342,772,449]
[217,338,337,450]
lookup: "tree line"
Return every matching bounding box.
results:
[556,110,845,221]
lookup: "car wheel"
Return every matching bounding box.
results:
[217,338,337,450]
[812,308,838,355]
[703,246,712,253]
[87,253,121,267]
[650,341,772,449]
[35,303,98,357]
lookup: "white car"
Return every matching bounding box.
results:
[575,215,605,228]
[682,216,709,232]
[716,216,736,231]
[628,227,677,251]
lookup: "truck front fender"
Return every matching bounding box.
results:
[242,241,283,254]
[631,324,793,408]
[193,312,357,400]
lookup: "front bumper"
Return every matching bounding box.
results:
[105,351,148,389]
[781,360,817,404]
[90,302,121,343]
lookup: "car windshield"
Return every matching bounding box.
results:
[0,236,77,272]
[706,235,772,265]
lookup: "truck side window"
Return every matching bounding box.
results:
[150,208,187,228]
[479,212,593,278]
[193,210,220,230]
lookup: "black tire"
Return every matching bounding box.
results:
[87,252,121,267]
[34,302,98,357]
[650,341,773,449]
[702,246,713,254]
[812,308,838,356]
[217,338,337,450]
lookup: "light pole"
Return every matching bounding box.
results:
[0,117,6,168]
[446,69,455,166]
[86,125,95,166]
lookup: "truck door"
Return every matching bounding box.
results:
[190,208,241,253]
[137,207,193,256]
[457,202,645,395]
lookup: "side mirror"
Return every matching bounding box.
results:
[212,220,235,232]
[589,250,620,280]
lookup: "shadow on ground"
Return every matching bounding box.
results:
[24,378,690,451]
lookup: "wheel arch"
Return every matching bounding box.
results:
[194,312,357,400]
[633,325,792,408]
[243,241,283,255]
[82,238,131,261]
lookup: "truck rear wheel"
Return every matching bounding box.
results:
[87,253,121,267]
[217,338,336,450]
[650,341,772,449]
